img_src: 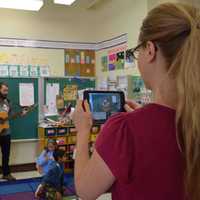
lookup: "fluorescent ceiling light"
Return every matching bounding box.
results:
[54,0,76,5]
[0,0,43,11]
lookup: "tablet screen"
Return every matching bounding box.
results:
[88,92,123,121]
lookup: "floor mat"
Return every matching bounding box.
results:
[0,192,35,200]
[0,174,76,200]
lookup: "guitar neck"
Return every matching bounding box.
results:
[8,105,36,120]
[0,104,37,123]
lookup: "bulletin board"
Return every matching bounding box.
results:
[0,78,38,139]
[44,77,96,109]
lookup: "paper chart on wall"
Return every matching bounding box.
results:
[29,66,39,77]
[46,83,60,115]
[9,65,19,77]
[108,53,116,71]
[98,77,108,90]
[116,51,125,70]
[20,65,29,77]
[19,83,34,106]
[63,85,77,101]
[0,65,9,77]
[40,66,50,77]
[125,49,135,69]
[101,56,108,72]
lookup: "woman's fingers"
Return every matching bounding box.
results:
[126,100,140,109]
[124,104,134,112]
[84,100,90,113]
[76,100,82,111]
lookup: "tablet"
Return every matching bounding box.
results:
[83,90,125,124]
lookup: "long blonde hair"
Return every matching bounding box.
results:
[139,3,200,200]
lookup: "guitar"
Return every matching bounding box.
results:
[0,104,37,134]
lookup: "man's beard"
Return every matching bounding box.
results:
[0,93,7,99]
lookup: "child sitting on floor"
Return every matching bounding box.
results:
[35,149,67,200]
[36,139,57,175]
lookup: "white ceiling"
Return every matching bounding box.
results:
[43,0,104,9]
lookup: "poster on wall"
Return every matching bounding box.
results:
[65,53,70,64]
[63,85,78,101]
[0,65,9,77]
[91,58,95,64]
[20,65,29,77]
[70,58,75,64]
[116,51,125,70]
[29,65,39,77]
[108,44,127,71]
[75,53,80,64]
[40,66,50,77]
[86,56,90,64]
[80,51,85,64]
[9,65,19,77]
[19,83,34,106]
[132,76,152,104]
[132,76,145,104]
[98,77,108,90]
[125,49,135,69]
[46,83,60,115]
[101,56,108,72]
[108,53,116,71]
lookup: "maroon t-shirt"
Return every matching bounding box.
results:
[95,103,185,200]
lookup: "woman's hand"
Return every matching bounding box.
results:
[72,100,93,136]
[124,100,141,112]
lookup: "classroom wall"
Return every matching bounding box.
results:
[148,0,200,10]
[0,47,64,76]
[94,0,148,48]
[0,4,98,42]
[147,0,178,10]
[95,0,147,85]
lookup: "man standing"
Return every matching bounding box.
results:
[0,82,29,181]
[0,82,17,181]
